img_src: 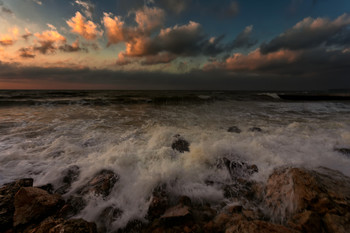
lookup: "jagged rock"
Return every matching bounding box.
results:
[265,166,350,232]
[160,196,193,226]
[225,220,299,233]
[171,135,190,153]
[28,217,97,233]
[55,165,80,195]
[0,178,33,231]
[335,148,350,156]
[228,126,241,133]
[78,169,119,197]
[13,187,64,227]
[117,219,146,233]
[249,127,262,132]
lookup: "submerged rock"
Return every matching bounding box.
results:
[0,178,33,231]
[58,195,87,219]
[78,169,119,197]
[265,166,350,232]
[171,134,190,153]
[249,127,262,132]
[335,148,350,156]
[13,187,64,227]
[228,126,241,133]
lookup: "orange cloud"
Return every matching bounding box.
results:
[205,48,301,71]
[103,13,129,45]
[135,6,165,32]
[0,27,19,46]
[34,30,66,54]
[67,11,102,40]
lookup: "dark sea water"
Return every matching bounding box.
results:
[1,90,350,230]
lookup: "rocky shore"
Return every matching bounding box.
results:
[1,161,349,233]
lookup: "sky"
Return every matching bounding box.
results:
[0,0,350,90]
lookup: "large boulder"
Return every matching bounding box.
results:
[14,187,64,227]
[0,178,33,230]
[78,169,119,197]
[265,166,350,233]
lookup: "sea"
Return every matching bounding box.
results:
[0,90,350,230]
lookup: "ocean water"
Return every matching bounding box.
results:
[0,90,350,230]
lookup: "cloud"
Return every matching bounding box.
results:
[0,27,19,46]
[59,39,87,52]
[34,30,66,54]
[226,1,239,17]
[67,11,102,40]
[19,47,35,58]
[157,0,189,14]
[33,0,42,5]
[75,0,94,19]
[261,13,350,54]
[229,25,257,49]
[22,29,33,41]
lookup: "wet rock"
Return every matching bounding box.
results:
[265,166,350,233]
[29,217,97,233]
[55,165,80,195]
[58,195,87,219]
[323,213,350,233]
[78,169,119,197]
[171,135,190,153]
[13,187,64,227]
[287,211,323,233]
[37,183,54,194]
[0,178,33,231]
[249,127,262,132]
[265,167,350,221]
[222,158,258,179]
[225,220,299,233]
[335,148,350,156]
[160,197,193,226]
[228,126,241,133]
[117,219,146,233]
[97,207,123,232]
[147,185,169,220]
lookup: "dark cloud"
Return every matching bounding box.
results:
[229,25,257,49]
[261,14,350,54]
[22,31,33,41]
[59,39,88,53]
[157,0,190,14]
[0,0,13,15]
[0,59,349,90]
[19,47,35,58]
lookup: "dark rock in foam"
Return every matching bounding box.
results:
[171,134,190,153]
[228,126,241,133]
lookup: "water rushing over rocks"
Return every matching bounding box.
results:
[1,90,350,232]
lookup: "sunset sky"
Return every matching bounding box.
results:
[0,0,350,89]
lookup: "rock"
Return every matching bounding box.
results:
[58,195,86,219]
[28,217,97,233]
[147,185,169,220]
[265,167,350,223]
[0,178,33,231]
[221,157,258,179]
[161,205,191,219]
[171,135,190,153]
[228,126,241,133]
[55,165,80,195]
[249,127,262,132]
[225,220,299,233]
[117,219,146,233]
[287,211,323,233]
[335,148,350,156]
[78,169,119,197]
[323,213,350,233]
[37,184,54,194]
[13,187,64,227]
[227,205,243,214]
[97,207,122,232]
[160,196,193,226]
